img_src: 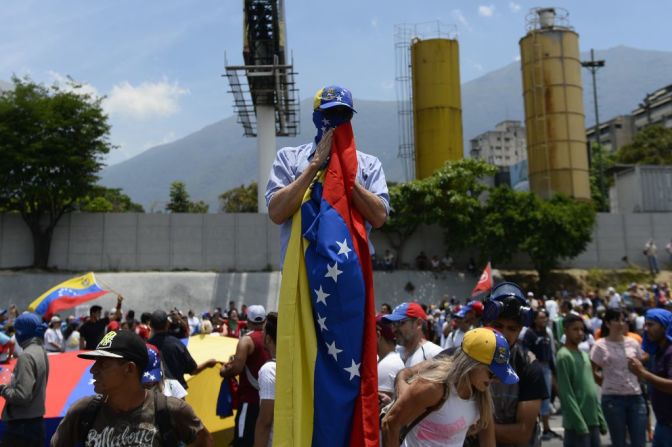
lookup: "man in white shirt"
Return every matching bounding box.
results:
[545,296,559,321]
[607,286,622,309]
[376,315,404,408]
[383,303,442,367]
[44,315,64,353]
[254,313,277,447]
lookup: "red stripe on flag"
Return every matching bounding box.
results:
[0,352,92,418]
[44,352,93,417]
[46,291,108,318]
[323,123,379,447]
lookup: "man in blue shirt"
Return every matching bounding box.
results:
[264,85,389,264]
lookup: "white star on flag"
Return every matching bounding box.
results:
[314,286,330,305]
[322,118,330,126]
[336,239,352,259]
[326,341,343,361]
[317,313,328,332]
[325,262,343,283]
[344,359,361,380]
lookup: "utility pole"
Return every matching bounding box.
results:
[581,49,606,208]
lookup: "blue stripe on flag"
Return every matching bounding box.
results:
[302,184,366,445]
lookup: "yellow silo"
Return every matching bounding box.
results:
[519,8,590,200]
[411,38,463,179]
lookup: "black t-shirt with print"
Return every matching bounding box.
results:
[50,391,203,446]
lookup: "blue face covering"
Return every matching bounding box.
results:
[14,313,47,345]
[312,108,352,145]
[642,308,672,355]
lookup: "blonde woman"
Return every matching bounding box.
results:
[382,327,519,447]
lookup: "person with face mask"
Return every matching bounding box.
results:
[0,313,49,447]
[264,85,390,265]
[627,309,672,447]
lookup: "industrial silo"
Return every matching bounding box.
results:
[411,37,463,179]
[519,7,590,200]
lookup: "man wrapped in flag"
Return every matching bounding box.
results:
[266,86,389,446]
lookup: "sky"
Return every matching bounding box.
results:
[2,0,671,166]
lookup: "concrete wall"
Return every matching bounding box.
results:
[1,212,671,272]
[0,213,280,271]
[0,270,476,315]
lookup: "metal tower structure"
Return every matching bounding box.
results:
[224,0,300,213]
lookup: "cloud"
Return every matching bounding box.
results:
[478,5,495,17]
[451,9,472,32]
[105,79,189,120]
[371,17,378,28]
[509,2,521,12]
[473,62,484,72]
[514,54,521,62]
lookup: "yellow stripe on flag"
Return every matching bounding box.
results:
[274,181,320,446]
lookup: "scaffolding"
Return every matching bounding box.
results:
[224,55,300,137]
[224,0,300,138]
[394,22,457,181]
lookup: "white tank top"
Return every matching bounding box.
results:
[403,385,479,447]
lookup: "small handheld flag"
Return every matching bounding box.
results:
[28,272,110,317]
[471,262,493,297]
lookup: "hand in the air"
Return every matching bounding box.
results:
[312,128,334,168]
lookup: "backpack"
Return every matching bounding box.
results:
[77,391,179,446]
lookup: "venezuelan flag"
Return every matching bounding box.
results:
[28,272,110,317]
[275,123,379,446]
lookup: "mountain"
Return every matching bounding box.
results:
[101,46,672,210]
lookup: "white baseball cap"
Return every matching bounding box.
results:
[246,305,267,323]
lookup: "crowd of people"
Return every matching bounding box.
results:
[375,281,672,447]
[0,297,279,446]
[0,279,670,446]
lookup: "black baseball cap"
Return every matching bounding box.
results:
[78,330,149,372]
[150,310,169,329]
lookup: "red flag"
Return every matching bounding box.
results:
[472,262,493,296]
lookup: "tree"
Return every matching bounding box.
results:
[522,194,596,285]
[476,188,596,285]
[77,186,144,212]
[0,76,114,268]
[379,159,496,264]
[423,159,498,253]
[615,125,672,165]
[589,143,613,212]
[166,181,209,213]
[189,200,210,214]
[166,181,191,213]
[475,186,539,265]
[219,182,258,213]
[379,180,430,263]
